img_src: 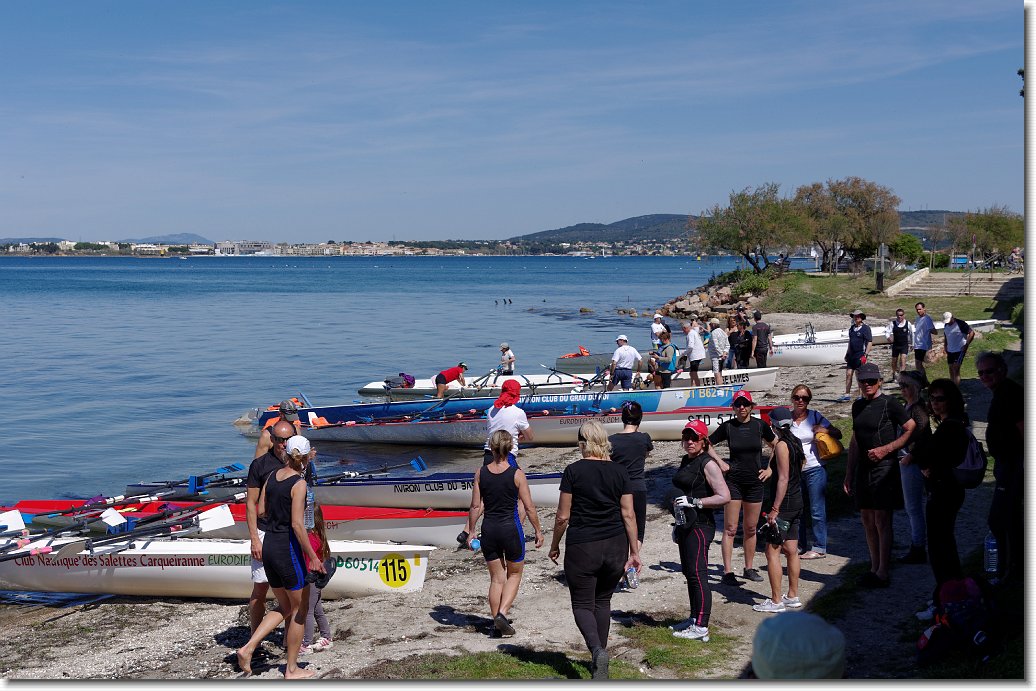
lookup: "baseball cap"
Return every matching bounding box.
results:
[768,406,793,427]
[653,313,663,319]
[616,334,628,342]
[856,362,881,380]
[752,612,846,679]
[499,342,509,349]
[943,311,953,324]
[850,309,865,318]
[709,317,720,326]
[278,400,300,421]
[285,435,311,457]
[682,419,709,440]
[732,390,754,406]
[458,362,468,370]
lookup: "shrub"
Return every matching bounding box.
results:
[1010,302,1023,329]
[924,252,950,269]
[733,273,770,296]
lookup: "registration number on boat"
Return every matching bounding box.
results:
[339,553,412,587]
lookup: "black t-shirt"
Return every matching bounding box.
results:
[851,394,910,459]
[986,378,1023,483]
[751,321,772,353]
[559,459,633,545]
[709,417,775,475]
[847,324,873,357]
[247,452,314,532]
[772,431,804,510]
[672,452,717,526]
[915,418,969,490]
[608,431,653,492]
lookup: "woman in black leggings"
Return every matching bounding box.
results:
[549,420,641,680]
[670,419,730,641]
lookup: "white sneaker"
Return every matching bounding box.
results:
[915,604,936,622]
[781,594,803,608]
[673,624,710,641]
[669,617,695,631]
[837,394,851,402]
[753,599,786,613]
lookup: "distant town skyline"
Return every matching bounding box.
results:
[0,1,1024,243]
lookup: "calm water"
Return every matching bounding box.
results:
[0,254,756,503]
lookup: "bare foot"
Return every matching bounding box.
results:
[284,665,316,680]
[236,648,252,676]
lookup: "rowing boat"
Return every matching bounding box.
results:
[8,500,468,547]
[126,471,564,510]
[358,367,778,400]
[0,536,433,599]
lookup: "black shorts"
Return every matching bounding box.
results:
[845,354,865,370]
[891,345,910,356]
[914,348,929,363]
[686,358,702,372]
[725,471,764,503]
[947,350,965,365]
[657,371,672,388]
[261,531,307,591]
[775,504,803,544]
[481,517,526,563]
[434,373,448,385]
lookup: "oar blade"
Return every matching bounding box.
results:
[197,504,235,532]
[410,456,428,472]
[0,510,25,533]
[99,508,127,527]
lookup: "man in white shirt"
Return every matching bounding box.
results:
[498,342,516,375]
[608,334,643,391]
[706,318,729,385]
[483,379,531,464]
[650,314,666,349]
[680,317,707,386]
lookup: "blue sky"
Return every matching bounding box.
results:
[0,1,1023,243]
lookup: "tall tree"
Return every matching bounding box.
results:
[947,205,1024,259]
[825,177,901,289]
[694,182,804,273]
[794,182,849,272]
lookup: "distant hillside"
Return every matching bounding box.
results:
[512,214,692,243]
[0,237,65,244]
[123,233,214,245]
[898,210,963,228]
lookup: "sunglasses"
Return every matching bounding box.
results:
[791,395,810,402]
[682,432,702,442]
[732,400,753,408]
[270,434,291,444]
[858,379,880,386]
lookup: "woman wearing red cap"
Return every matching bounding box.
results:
[670,419,730,641]
[708,389,776,586]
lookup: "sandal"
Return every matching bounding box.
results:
[800,551,826,560]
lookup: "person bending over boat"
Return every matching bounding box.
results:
[549,420,641,680]
[435,362,468,398]
[465,430,544,638]
[237,435,325,679]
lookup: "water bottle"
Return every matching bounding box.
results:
[625,566,639,589]
[983,531,999,583]
[470,536,481,552]
[304,486,315,529]
[673,498,687,526]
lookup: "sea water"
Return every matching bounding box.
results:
[0,254,764,503]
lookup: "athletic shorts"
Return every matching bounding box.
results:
[261,531,307,591]
[725,471,764,503]
[845,354,865,370]
[434,373,448,385]
[686,359,702,372]
[946,350,965,365]
[914,348,929,363]
[657,371,672,388]
[481,517,526,563]
[775,504,803,544]
[891,344,910,357]
[710,357,724,373]
[250,529,268,584]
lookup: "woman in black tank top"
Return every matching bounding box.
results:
[237,437,324,679]
[466,430,544,638]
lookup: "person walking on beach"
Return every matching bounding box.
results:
[942,312,974,387]
[895,370,932,565]
[787,384,841,561]
[435,362,468,398]
[885,308,914,379]
[843,362,916,588]
[752,407,804,613]
[709,390,775,586]
[608,401,653,554]
[750,311,774,368]
[977,351,1024,586]
[548,420,641,680]
[465,430,545,638]
[498,343,516,375]
[670,420,730,641]
[607,335,642,391]
[255,400,302,458]
[482,380,532,466]
[706,318,729,385]
[912,302,937,376]
[300,504,333,656]
[679,318,707,386]
[840,310,872,402]
[237,435,325,679]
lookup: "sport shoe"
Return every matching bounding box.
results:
[673,624,710,641]
[915,604,936,622]
[591,647,609,679]
[494,612,515,637]
[298,643,313,656]
[780,594,803,608]
[721,571,740,586]
[743,568,764,582]
[311,637,333,651]
[753,598,786,613]
[837,394,851,402]
[669,617,695,631]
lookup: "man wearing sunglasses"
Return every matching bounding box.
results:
[245,421,315,635]
[254,399,303,458]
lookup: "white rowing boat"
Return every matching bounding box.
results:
[358,367,779,400]
[0,536,433,599]
[773,318,998,347]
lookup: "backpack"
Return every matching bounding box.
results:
[954,429,988,489]
[384,373,416,389]
[917,577,995,667]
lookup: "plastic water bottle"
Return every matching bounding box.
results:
[625,566,639,589]
[983,531,999,583]
[470,536,481,552]
[673,498,687,526]
[304,486,315,529]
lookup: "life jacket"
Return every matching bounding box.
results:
[263,416,303,432]
[560,345,591,359]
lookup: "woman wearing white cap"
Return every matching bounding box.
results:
[942,312,974,386]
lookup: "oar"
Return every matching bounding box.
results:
[298,391,314,408]
[29,490,182,521]
[316,456,428,485]
[539,364,597,385]
[128,491,247,531]
[141,463,247,493]
[0,508,127,552]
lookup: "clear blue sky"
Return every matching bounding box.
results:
[0,1,1023,243]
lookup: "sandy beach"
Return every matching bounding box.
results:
[0,312,1002,680]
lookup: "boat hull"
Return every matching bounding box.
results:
[0,537,432,599]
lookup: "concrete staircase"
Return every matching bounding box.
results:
[908,271,1025,299]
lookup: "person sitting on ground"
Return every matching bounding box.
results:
[435,362,468,398]
[465,430,544,639]
[750,612,846,679]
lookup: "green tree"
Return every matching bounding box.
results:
[694,182,805,273]
[947,205,1024,260]
[825,177,900,289]
[793,182,849,272]
[889,233,924,266]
